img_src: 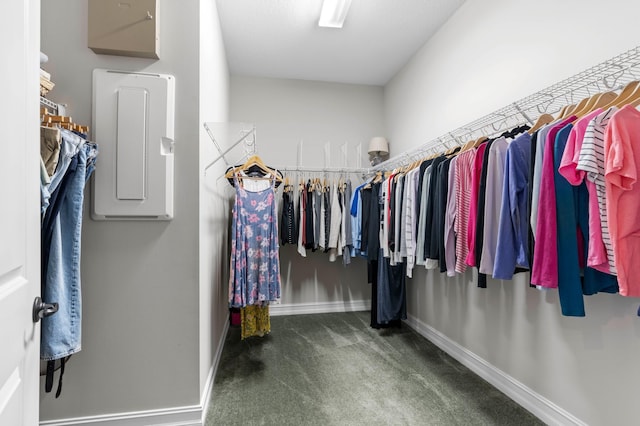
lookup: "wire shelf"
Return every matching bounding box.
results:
[374,45,640,171]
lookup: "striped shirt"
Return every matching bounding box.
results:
[405,168,421,277]
[577,107,617,275]
[454,149,475,273]
[444,156,458,276]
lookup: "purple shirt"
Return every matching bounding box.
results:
[493,132,532,279]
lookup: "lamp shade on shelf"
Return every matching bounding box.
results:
[368,137,389,155]
[368,137,389,166]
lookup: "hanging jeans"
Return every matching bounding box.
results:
[41,143,95,360]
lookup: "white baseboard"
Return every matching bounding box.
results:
[40,321,231,426]
[200,319,229,424]
[404,315,587,426]
[39,406,202,426]
[269,300,370,316]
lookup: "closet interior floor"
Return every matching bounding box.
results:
[206,311,542,426]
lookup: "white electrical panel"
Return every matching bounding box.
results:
[92,69,175,220]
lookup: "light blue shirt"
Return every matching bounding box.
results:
[350,182,368,257]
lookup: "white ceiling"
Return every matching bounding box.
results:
[215,0,466,86]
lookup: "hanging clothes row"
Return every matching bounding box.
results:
[40,125,98,397]
[362,82,640,319]
[279,173,369,266]
[276,169,405,328]
[354,174,406,328]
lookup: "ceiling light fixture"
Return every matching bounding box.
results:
[318,0,353,28]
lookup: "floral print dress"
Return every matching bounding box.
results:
[229,174,281,309]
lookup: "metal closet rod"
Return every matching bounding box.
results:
[373,45,640,171]
[274,166,369,174]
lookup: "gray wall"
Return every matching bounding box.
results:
[384,0,640,424]
[198,0,231,397]
[230,76,384,308]
[40,0,229,420]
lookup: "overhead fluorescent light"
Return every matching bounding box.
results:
[318,0,352,28]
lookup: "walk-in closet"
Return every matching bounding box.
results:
[3,1,640,425]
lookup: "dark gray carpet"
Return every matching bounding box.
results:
[206,311,543,426]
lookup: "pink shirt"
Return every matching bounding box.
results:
[578,107,618,275]
[557,108,610,273]
[466,142,488,267]
[455,149,475,273]
[531,116,576,287]
[604,105,640,296]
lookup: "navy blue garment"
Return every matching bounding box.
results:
[280,188,297,245]
[388,178,397,252]
[366,182,401,328]
[527,131,538,287]
[361,186,372,254]
[377,249,407,324]
[423,156,446,260]
[424,156,445,260]
[366,182,382,262]
[304,180,314,249]
[324,189,331,251]
[414,159,433,236]
[554,124,618,317]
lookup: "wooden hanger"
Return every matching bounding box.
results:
[616,81,640,108]
[472,136,488,148]
[596,80,640,110]
[528,113,554,134]
[589,91,617,111]
[223,155,283,182]
[459,138,476,152]
[555,103,577,120]
[555,104,569,120]
[628,93,640,108]
[564,103,578,118]
[572,91,616,118]
[567,95,591,117]
[41,113,89,134]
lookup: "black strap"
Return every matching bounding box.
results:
[44,356,70,397]
[55,357,67,398]
[45,360,55,393]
